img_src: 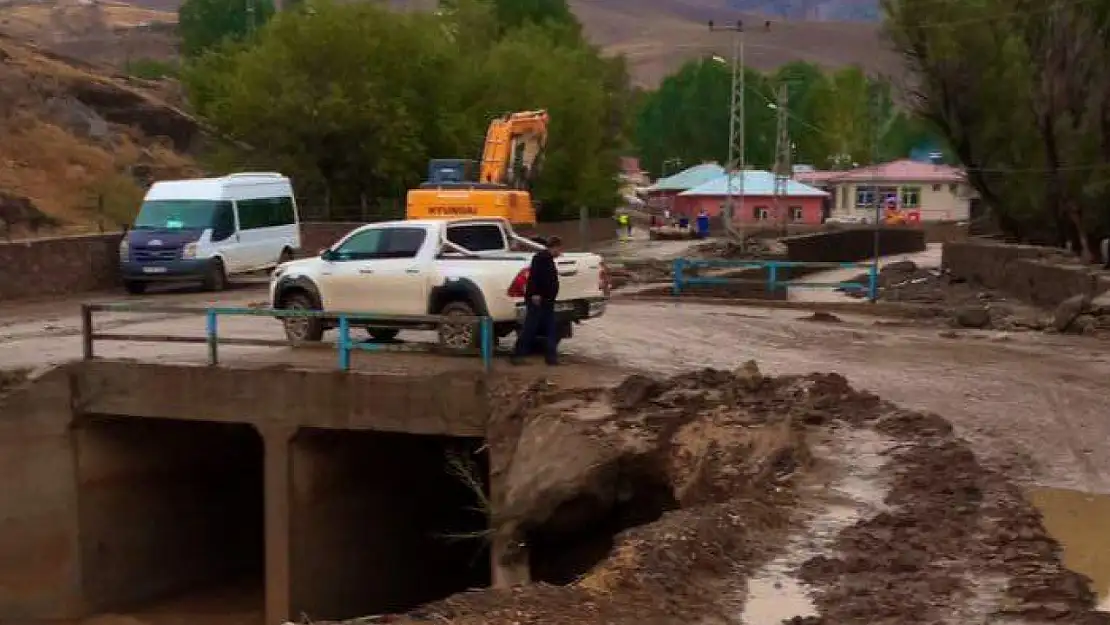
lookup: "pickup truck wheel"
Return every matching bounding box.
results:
[280,292,324,343]
[123,280,146,295]
[438,301,479,351]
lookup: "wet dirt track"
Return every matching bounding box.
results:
[3,284,1110,495]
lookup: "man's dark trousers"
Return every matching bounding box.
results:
[514,299,559,364]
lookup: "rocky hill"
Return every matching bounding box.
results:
[0,32,199,238]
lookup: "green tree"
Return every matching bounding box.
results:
[178,0,275,57]
[884,0,1110,248]
[633,58,776,177]
[184,1,467,206]
[183,0,630,217]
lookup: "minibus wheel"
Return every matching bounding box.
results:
[203,258,228,291]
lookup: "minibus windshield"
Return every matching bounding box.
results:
[133,200,227,230]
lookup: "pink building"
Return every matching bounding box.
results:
[675,170,829,225]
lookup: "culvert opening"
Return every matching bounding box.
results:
[290,429,489,621]
[527,458,679,585]
[75,417,264,616]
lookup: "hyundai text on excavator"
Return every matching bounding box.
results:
[406,109,548,226]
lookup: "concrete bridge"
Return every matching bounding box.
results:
[0,359,502,625]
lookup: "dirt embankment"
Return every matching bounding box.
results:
[380,365,1109,624]
[0,32,199,236]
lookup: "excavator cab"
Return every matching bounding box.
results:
[406,110,548,226]
[423,159,481,186]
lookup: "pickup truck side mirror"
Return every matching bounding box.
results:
[320,249,336,261]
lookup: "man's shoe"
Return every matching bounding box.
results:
[544,359,560,366]
[510,356,525,366]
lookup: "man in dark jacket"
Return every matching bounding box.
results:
[512,236,563,365]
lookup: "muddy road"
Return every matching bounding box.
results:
[3,285,1110,494]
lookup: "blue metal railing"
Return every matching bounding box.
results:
[81,303,495,372]
[671,258,878,301]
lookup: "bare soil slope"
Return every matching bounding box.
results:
[0,0,177,67]
[383,364,1107,624]
[572,0,898,85]
[0,32,199,237]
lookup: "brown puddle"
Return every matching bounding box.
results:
[1028,487,1110,611]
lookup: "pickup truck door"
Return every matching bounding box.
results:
[317,227,385,311]
[362,227,429,316]
[319,226,429,315]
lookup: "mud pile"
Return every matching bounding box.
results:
[375,364,1110,625]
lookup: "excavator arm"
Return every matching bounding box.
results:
[478,110,549,189]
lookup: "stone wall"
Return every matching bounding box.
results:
[942,241,1110,308]
[0,219,619,302]
[782,227,927,263]
[0,233,123,300]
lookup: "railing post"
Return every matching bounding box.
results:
[81,305,94,360]
[767,262,778,293]
[672,258,684,296]
[480,317,492,372]
[867,262,879,302]
[206,308,218,365]
[338,315,351,371]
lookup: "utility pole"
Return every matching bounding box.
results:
[868,82,881,301]
[772,83,790,235]
[246,0,256,33]
[708,19,746,237]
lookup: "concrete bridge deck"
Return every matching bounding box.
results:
[0,359,520,625]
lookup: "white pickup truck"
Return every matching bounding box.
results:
[269,218,611,349]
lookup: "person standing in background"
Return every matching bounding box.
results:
[511,236,563,366]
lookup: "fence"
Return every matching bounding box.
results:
[671,258,879,301]
[80,303,495,372]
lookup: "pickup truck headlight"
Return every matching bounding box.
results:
[118,239,129,261]
[181,242,198,259]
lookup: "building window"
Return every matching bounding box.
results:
[932,184,942,192]
[949,183,959,194]
[754,206,769,220]
[839,187,848,210]
[900,186,921,208]
[790,206,803,222]
[855,187,875,208]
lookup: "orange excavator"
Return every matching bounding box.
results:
[406,110,549,226]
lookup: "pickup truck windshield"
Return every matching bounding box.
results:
[134,200,229,230]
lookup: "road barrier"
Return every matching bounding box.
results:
[671,258,879,301]
[80,303,495,372]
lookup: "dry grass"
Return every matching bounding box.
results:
[0,34,198,235]
[577,540,643,593]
